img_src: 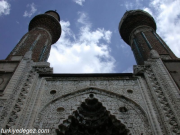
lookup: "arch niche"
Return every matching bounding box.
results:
[34,88,152,135]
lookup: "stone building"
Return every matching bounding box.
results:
[0,10,180,135]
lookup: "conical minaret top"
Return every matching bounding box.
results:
[119,10,177,65]
[6,10,61,62]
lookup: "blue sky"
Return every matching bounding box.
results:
[0,0,180,73]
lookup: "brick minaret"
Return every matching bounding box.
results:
[119,10,177,65]
[6,10,61,62]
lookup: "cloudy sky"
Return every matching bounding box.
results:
[0,0,179,73]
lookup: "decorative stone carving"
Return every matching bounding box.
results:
[57,96,129,135]
[5,69,35,129]
[33,62,53,74]
[0,51,179,135]
[39,78,145,115]
[145,66,180,134]
[34,89,152,135]
[34,66,53,74]
[133,65,145,75]
[0,51,35,129]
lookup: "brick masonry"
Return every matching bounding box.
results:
[119,10,177,65]
[6,11,61,62]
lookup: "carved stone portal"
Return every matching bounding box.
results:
[34,88,152,135]
[56,95,129,135]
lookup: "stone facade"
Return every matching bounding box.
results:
[0,50,180,134]
[0,10,180,135]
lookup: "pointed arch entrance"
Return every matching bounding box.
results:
[56,93,129,135]
[34,88,152,134]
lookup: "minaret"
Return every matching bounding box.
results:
[119,10,177,65]
[6,10,61,62]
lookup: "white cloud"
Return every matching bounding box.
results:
[148,0,180,57]
[135,0,144,7]
[73,0,85,6]
[0,0,10,16]
[143,7,153,16]
[103,30,112,43]
[23,3,37,17]
[124,0,144,10]
[125,2,134,10]
[77,12,89,25]
[48,13,115,73]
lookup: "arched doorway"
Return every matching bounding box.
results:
[34,88,152,134]
[56,93,129,135]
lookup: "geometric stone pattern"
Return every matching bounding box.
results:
[34,88,153,135]
[134,57,180,134]
[57,96,129,135]
[40,78,146,113]
[1,54,180,135]
[0,52,34,129]
[145,66,180,134]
